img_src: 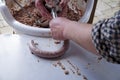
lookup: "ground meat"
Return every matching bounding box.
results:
[66,7,82,21]
[8,1,86,28]
[13,2,49,28]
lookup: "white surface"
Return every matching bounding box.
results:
[0,34,120,80]
[0,0,94,37]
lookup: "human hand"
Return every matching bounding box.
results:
[49,17,71,40]
[35,0,69,19]
[50,17,97,54]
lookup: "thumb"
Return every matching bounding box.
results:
[49,17,68,28]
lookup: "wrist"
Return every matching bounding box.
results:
[63,21,75,40]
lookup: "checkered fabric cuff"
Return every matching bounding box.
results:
[92,10,120,64]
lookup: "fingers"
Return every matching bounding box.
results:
[50,17,61,27]
[50,23,62,40]
[50,27,63,40]
[50,17,68,26]
[50,18,63,40]
[49,17,69,40]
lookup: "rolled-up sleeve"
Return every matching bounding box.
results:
[92,10,120,64]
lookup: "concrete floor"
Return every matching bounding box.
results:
[0,0,120,34]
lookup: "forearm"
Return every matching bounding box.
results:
[64,21,97,54]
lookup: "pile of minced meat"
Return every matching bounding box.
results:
[7,0,87,28]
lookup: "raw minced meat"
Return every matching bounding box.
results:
[6,0,87,28]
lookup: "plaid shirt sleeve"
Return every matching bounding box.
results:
[92,10,120,64]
